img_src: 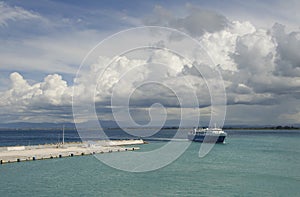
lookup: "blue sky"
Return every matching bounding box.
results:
[0,0,300,126]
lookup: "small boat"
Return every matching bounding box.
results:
[188,127,227,143]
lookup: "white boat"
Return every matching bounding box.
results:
[188,127,227,143]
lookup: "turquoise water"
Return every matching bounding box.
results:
[1,131,300,196]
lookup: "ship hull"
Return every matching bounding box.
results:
[188,134,226,143]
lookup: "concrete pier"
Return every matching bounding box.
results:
[0,140,143,164]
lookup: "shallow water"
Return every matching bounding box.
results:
[1,130,300,196]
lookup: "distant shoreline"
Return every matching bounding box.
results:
[0,126,299,131]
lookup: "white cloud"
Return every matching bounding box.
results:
[1,3,300,125]
[0,49,210,123]
[2,17,300,125]
[0,71,75,123]
[199,20,256,72]
[0,30,108,75]
[0,2,40,26]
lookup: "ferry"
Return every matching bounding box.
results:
[188,127,227,143]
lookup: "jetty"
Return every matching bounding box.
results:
[0,139,144,164]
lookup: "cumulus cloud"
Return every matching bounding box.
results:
[6,72,72,106]
[1,4,300,125]
[0,72,73,123]
[0,49,213,123]
[198,18,300,107]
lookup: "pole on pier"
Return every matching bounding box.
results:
[62,125,65,145]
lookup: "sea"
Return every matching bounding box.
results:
[0,129,300,197]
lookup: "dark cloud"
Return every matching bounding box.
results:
[169,9,229,36]
[144,6,229,37]
[272,23,300,77]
